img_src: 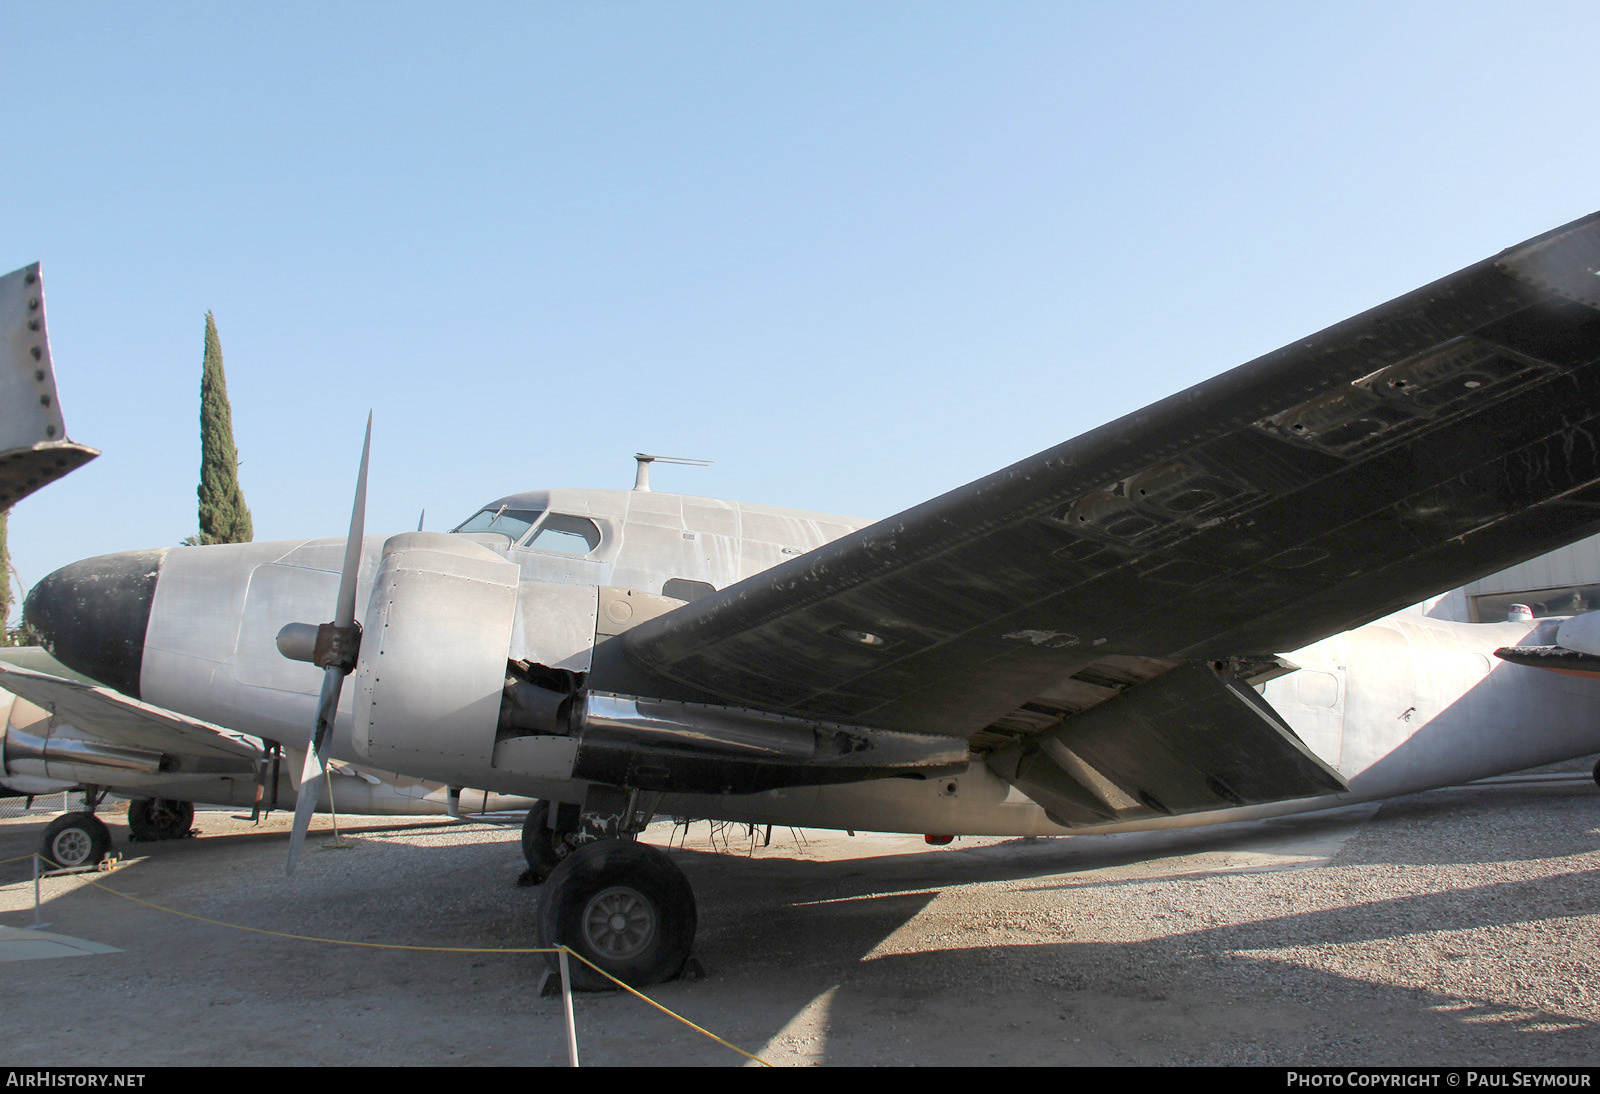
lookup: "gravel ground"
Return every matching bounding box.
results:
[1,771,1597,1067]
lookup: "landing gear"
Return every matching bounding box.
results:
[519,799,634,885]
[127,798,195,842]
[39,812,112,870]
[520,801,583,883]
[535,840,697,991]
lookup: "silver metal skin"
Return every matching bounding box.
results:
[0,264,98,509]
[45,484,1598,841]
[0,665,538,818]
[17,213,1600,857]
[1555,612,1600,658]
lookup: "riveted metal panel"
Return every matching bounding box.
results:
[351,533,519,783]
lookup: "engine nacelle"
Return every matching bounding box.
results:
[350,532,521,785]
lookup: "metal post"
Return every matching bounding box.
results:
[30,853,47,930]
[559,948,579,1067]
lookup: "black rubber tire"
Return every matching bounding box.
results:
[520,801,566,881]
[39,812,112,870]
[128,798,195,842]
[1592,758,1600,788]
[536,840,696,991]
[519,801,633,883]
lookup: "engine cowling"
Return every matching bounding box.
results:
[349,532,521,784]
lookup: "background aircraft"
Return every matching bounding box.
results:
[0,648,537,872]
[0,264,97,508]
[12,210,1600,989]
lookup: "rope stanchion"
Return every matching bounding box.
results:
[2,862,774,1066]
[558,946,775,1067]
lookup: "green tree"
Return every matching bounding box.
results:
[0,508,10,632]
[197,311,253,545]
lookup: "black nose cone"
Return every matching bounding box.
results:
[23,548,167,698]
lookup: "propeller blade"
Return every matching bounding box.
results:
[334,413,372,629]
[286,666,345,874]
[286,414,373,876]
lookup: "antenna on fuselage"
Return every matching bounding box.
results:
[633,453,712,492]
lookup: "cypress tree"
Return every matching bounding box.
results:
[197,311,253,545]
[0,509,10,637]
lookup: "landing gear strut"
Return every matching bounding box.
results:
[535,840,697,991]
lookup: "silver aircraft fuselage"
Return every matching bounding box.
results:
[61,484,1600,839]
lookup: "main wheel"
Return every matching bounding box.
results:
[128,798,195,841]
[39,812,112,870]
[536,840,696,991]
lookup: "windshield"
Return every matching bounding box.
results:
[451,506,544,541]
[525,513,603,555]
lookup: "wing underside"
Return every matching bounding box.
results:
[601,214,1600,821]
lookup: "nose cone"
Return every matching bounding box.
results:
[24,548,167,698]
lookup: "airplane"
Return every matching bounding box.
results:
[0,645,540,871]
[11,209,1600,992]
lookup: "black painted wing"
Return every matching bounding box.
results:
[614,213,1600,760]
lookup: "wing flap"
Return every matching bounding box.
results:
[985,661,1345,827]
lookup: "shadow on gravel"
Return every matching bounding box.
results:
[2,781,1596,1065]
[681,861,1600,1065]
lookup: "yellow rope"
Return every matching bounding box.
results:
[561,949,774,1067]
[6,854,775,1065]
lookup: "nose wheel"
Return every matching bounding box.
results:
[535,840,696,991]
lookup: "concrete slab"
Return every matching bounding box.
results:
[0,924,119,962]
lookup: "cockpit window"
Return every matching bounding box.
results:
[525,513,602,556]
[452,506,544,540]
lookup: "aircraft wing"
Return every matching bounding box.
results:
[615,211,1600,785]
[0,264,99,508]
[0,661,261,774]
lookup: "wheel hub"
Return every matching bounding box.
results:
[581,885,656,961]
[51,829,91,867]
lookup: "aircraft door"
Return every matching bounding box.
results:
[1261,647,1346,771]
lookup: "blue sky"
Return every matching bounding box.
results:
[7,2,1600,608]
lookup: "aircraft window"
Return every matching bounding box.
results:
[1295,671,1339,709]
[1472,583,1600,622]
[525,514,602,556]
[663,578,716,603]
[452,506,545,540]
